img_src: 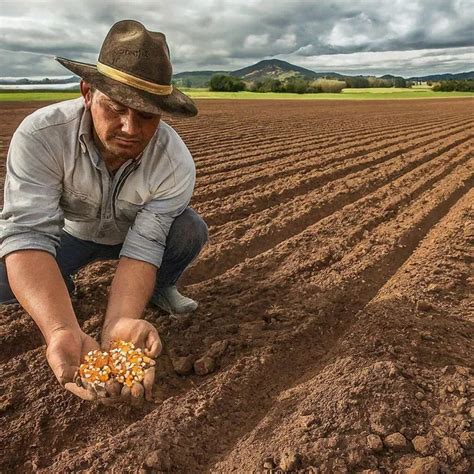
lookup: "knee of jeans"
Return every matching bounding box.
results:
[0,284,17,305]
[0,283,17,305]
[170,208,209,251]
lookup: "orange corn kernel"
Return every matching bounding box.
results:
[79,339,155,387]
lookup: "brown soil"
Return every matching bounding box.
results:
[1,98,473,473]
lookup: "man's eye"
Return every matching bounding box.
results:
[139,113,155,120]
[110,104,126,113]
[112,106,126,114]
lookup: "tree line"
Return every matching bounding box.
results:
[432,80,474,92]
[209,74,411,93]
[208,74,474,94]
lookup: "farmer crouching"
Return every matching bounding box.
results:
[0,20,208,404]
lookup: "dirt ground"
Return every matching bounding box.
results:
[0,98,473,473]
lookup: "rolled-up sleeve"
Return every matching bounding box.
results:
[119,157,195,268]
[0,129,63,259]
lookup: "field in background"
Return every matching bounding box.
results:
[1,87,473,102]
[1,98,473,472]
[0,91,80,101]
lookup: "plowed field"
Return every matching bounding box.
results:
[1,99,473,473]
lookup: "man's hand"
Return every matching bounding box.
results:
[46,328,102,401]
[101,318,162,403]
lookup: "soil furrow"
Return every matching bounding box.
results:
[193,114,467,177]
[196,124,473,225]
[188,111,467,163]
[194,114,468,191]
[187,139,473,283]
[194,120,471,209]
[191,148,472,304]
[210,190,474,473]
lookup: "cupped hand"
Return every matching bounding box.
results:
[100,318,162,404]
[46,328,102,401]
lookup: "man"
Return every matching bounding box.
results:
[0,20,208,404]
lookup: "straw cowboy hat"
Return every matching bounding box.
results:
[56,19,197,117]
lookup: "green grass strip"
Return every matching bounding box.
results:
[0,88,473,102]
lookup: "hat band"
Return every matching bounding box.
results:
[97,61,173,96]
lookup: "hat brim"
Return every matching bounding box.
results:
[56,57,197,118]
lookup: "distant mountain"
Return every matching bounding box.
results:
[380,74,405,80]
[231,59,316,81]
[230,59,345,82]
[173,59,345,87]
[408,71,474,81]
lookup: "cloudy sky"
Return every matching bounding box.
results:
[1,0,473,78]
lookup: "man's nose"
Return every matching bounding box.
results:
[121,110,140,136]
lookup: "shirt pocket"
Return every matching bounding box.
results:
[60,187,100,221]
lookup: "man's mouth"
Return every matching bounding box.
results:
[115,136,140,144]
[115,137,140,146]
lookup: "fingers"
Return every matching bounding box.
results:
[65,382,97,401]
[99,383,132,406]
[74,370,83,387]
[121,385,131,403]
[131,382,144,406]
[98,380,123,405]
[143,367,155,401]
[93,383,108,399]
[105,379,122,398]
[66,378,151,406]
[144,331,162,358]
[58,365,80,386]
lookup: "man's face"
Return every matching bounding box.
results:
[81,81,161,162]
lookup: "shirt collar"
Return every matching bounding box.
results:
[78,106,92,154]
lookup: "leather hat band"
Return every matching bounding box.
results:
[97,61,173,96]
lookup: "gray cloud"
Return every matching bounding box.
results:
[0,0,473,77]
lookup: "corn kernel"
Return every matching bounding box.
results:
[78,339,155,388]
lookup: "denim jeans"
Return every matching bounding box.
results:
[0,207,208,305]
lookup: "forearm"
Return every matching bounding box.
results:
[104,256,157,329]
[5,250,80,344]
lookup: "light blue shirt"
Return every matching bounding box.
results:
[0,98,196,268]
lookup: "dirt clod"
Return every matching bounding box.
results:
[278,451,300,472]
[366,434,384,452]
[406,456,440,474]
[193,356,215,376]
[171,355,194,376]
[411,435,432,455]
[207,340,229,358]
[383,432,407,451]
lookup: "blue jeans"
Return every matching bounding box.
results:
[0,208,208,305]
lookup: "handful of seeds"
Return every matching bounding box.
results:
[78,339,156,388]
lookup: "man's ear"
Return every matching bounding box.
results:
[80,80,93,110]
